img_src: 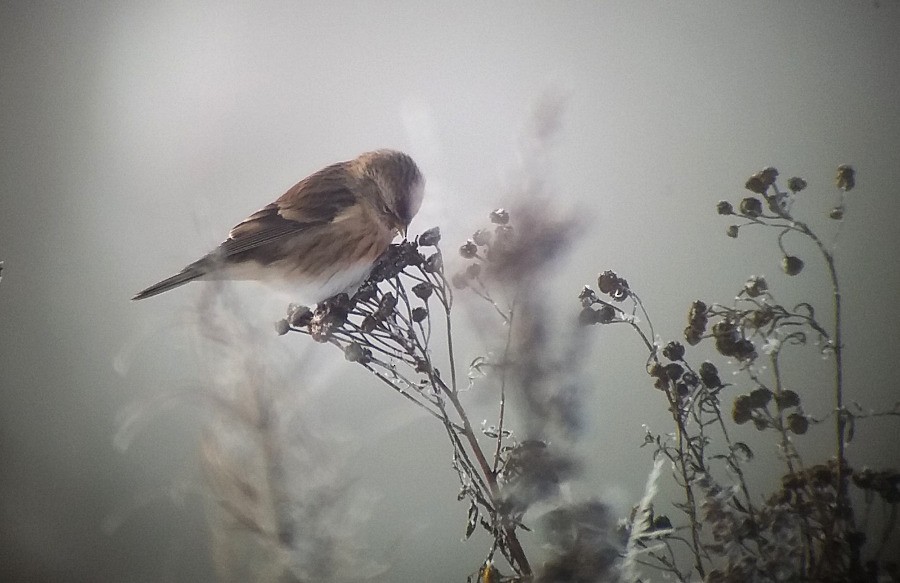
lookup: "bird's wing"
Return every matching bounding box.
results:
[221,162,358,258]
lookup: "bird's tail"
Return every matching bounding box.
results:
[132,268,205,300]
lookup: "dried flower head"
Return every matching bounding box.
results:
[787,177,807,193]
[782,255,804,276]
[836,164,855,191]
[717,200,734,215]
[739,197,763,218]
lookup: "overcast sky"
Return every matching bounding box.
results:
[2,2,899,582]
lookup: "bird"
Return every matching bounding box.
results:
[133,149,424,303]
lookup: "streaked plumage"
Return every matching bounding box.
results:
[133,149,424,302]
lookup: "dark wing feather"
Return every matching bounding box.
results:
[222,162,358,259]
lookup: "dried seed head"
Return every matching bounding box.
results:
[836,164,855,191]
[490,208,510,225]
[471,228,492,246]
[424,252,443,273]
[289,305,313,327]
[726,225,739,238]
[411,307,428,323]
[275,319,290,336]
[717,200,734,215]
[829,205,845,220]
[745,175,767,195]
[748,388,773,409]
[775,389,800,409]
[758,167,779,187]
[732,396,752,424]
[466,262,482,279]
[665,362,684,380]
[412,281,433,300]
[739,197,763,218]
[782,255,804,276]
[344,342,369,363]
[459,240,478,259]
[787,177,807,193]
[744,275,768,298]
[787,413,809,435]
[417,226,442,247]
[662,341,686,361]
[451,272,468,290]
[699,361,721,388]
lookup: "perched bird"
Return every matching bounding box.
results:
[133,149,424,302]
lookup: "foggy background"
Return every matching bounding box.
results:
[2,1,899,581]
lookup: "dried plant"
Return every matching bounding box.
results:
[123,162,896,583]
[581,165,899,582]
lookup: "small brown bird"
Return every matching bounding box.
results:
[133,149,424,302]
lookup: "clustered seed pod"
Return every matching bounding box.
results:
[597,270,629,301]
[662,341,685,361]
[309,294,351,342]
[716,200,734,215]
[712,320,756,361]
[684,300,708,345]
[726,225,739,238]
[698,361,722,388]
[835,164,855,191]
